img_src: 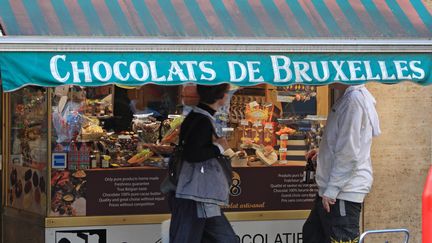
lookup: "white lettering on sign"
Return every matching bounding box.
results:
[271,55,292,82]
[50,55,69,82]
[247,61,264,82]
[113,61,130,81]
[180,61,198,81]
[293,61,312,82]
[228,61,265,82]
[228,61,247,82]
[410,61,425,79]
[394,60,412,80]
[331,60,349,81]
[364,61,381,80]
[269,55,425,83]
[199,61,216,81]
[149,61,166,81]
[130,61,149,81]
[348,60,366,81]
[49,55,218,83]
[71,61,91,83]
[310,61,329,82]
[379,61,396,80]
[48,55,426,85]
[167,61,188,81]
[93,61,112,82]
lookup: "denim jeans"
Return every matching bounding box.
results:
[302,194,362,243]
[169,194,238,243]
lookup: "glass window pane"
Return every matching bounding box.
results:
[8,86,48,215]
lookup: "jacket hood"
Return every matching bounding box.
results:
[347,85,381,137]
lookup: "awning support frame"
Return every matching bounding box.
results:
[0,37,431,53]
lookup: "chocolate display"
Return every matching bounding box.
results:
[224,85,326,167]
[41,84,326,218]
[132,114,160,143]
[51,170,87,216]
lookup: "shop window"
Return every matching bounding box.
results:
[50,85,182,216]
[48,84,325,217]
[226,84,324,166]
[8,86,48,215]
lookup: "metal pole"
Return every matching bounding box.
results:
[359,228,409,243]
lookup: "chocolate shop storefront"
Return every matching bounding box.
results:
[0,1,431,242]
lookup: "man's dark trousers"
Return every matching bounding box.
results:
[303,195,362,243]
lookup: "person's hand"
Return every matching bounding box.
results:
[305,149,318,161]
[214,136,229,151]
[322,196,336,213]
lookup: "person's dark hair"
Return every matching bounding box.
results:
[196,84,229,104]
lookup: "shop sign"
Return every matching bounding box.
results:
[1,52,431,91]
[85,169,169,216]
[46,219,305,243]
[53,229,106,243]
[232,220,305,243]
[52,153,67,169]
[46,225,161,243]
[50,166,317,217]
[224,167,318,212]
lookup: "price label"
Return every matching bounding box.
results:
[277,95,294,103]
[240,120,249,126]
[248,101,259,108]
[168,114,182,119]
[222,127,235,132]
[118,135,132,140]
[253,121,262,127]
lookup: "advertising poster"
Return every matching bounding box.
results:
[51,166,317,217]
[86,169,168,216]
[8,165,47,214]
[225,167,318,212]
[50,168,168,217]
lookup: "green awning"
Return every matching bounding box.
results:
[0,51,430,92]
[0,1,431,91]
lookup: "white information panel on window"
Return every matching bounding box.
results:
[46,219,305,243]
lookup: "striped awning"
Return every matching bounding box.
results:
[0,0,431,38]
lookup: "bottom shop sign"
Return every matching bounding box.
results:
[232,219,305,243]
[47,224,161,243]
[46,219,305,243]
[55,229,106,243]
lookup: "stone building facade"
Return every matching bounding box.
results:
[364,82,432,242]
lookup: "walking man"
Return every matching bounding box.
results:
[302,84,381,243]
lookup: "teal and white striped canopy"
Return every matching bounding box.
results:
[0,0,431,38]
[0,1,431,91]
